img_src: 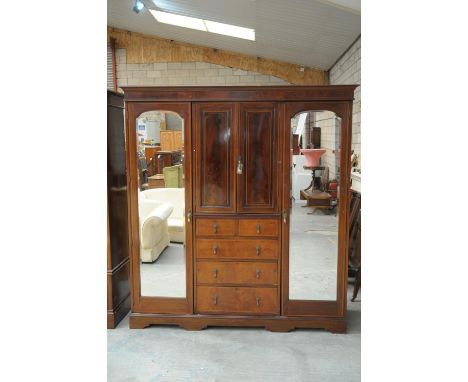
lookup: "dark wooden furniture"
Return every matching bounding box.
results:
[312,127,321,148]
[154,150,182,174]
[147,174,165,188]
[292,134,300,155]
[123,86,357,332]
[144,146,160,164]
[349,191,361,301]
[107,90,130,328]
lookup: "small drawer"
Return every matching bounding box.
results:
[196,286,278,315]
[238,219,279,237]
[196,218,236,236]
[196,239,238,258]
[196,239,278,260]
[196,261,277,285]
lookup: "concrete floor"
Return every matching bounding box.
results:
[140,243,186,297]
[107,286,360,382]
[289,201,338,300]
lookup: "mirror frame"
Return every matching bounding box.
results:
[281,101,352,317]
[126,101,193,314]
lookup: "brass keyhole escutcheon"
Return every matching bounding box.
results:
[256,269,261,279]
[256,223,261,234]
[213,296,218,305]
[213,269,218,278]
[255,245,261,256]
[213,245,219,255]
[213,223,219,234]
[256,297,261,307]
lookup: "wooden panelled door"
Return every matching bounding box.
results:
[237,102,279,213]
[193,103,237,213]
[194,102,279,214]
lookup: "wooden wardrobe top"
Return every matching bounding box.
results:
[121,85,358,102]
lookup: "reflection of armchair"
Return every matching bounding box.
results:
[141,188,185,243]
[138,198,173,262]
[163,164,183,188]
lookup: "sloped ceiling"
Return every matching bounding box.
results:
[107,0,360,70]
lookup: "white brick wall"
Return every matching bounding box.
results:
[329,37,361,162]
[115,49,290,88]
[317,111,340,180]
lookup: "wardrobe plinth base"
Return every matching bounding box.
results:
[129,313,346,333]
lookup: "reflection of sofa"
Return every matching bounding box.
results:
[140,188,185,243]
[138,197,173,262]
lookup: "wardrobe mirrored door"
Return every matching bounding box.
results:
[135,110,186,298]
[289,110,341,301]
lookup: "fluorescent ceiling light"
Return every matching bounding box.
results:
[149,9,255,41]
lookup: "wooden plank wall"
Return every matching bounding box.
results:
[107,27,327,85]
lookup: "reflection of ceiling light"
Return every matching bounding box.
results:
[149,9,255,41]
[133,0,144,14]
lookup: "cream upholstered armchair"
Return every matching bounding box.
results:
[141,188,185,243]
[138,197,173,263]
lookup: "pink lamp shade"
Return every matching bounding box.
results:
[300,148,326,167]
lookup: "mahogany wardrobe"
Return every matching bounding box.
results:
[123,85,357,332]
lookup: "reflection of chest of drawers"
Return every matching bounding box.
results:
[194,217,280,315]
[160,130,183,151]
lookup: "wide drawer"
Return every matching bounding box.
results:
[196,261,277,285]
[196,286,278,315]
[238,219,279,237]
[195,239,278,260]
[196,218,236,236]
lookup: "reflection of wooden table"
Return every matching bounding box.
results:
[300,189,332,208]
[303,166,325,192]
[148,174,165,189]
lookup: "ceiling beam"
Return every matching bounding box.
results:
[108,27,327,85]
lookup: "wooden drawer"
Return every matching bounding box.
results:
[196,239,278,260]
[238,219,279,237]
[197,261,277,285]
[196,218,236,236]
[196,286,278,315]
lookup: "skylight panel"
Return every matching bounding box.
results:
[149,10,206,31]
[204,20,255,41]
[149,9,255,41]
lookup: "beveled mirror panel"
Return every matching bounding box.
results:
[289,110,341,301]
[136,110,186,298]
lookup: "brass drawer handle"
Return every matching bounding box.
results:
[255,245,261,256]
[213,223,219,234]
[256,269,261,279]
[213,245,219,255]
[213,296,218,305]
[256,297,261,307]
[237,156,243,175]
[213,269,218,278]
[256,223,261,234]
